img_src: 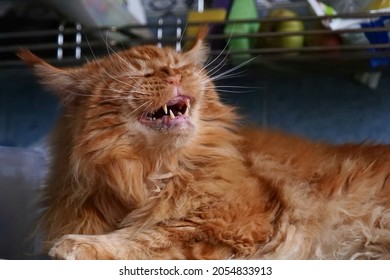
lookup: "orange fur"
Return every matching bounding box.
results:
[20,36,390,259]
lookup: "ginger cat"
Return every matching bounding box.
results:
[20,28,390,259]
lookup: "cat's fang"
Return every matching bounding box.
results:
[163,104,168,114]
[186,99,191,109]
[184,106,189,116]
[169,109,175,120]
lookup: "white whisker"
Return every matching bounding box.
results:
[211,56,258,81]
[101,30,135,72]
[202,30,234,77]
[178,22,188,49]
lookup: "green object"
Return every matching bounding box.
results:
[322,3,336,15]
[224,0,259,63]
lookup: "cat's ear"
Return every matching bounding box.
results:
[183,25,209,66]
[18,49,86,104]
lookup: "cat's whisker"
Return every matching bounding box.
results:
[205,40,257,81]
[178,22,189,50]
[80,33,144,97]
[205,55,229,80]
[214,89,254,94]
[93,86,130,98]
[79,33,133,94]
[212,85,258,89]
[194,70,217,89]
[101,30,136,72]
[72,32,156,103]
[202,33,233,77]
[83,29,101,64]
[132,99,153,112]
[210,56,258,82]
[211,70,247,82]
[103,71,136,89]
[200,108,236,122]
[75,84,151,102]
[206,85,259,94]
[128,101,154,118]
[205,85,255,92]
[98,90,152,104]
[197,53,231,84]
[83,33,137,91]
[203,26,233,69]
[196,26,235,82]
[57,88,128,103]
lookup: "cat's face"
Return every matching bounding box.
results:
[19,31,216,152]
[115,45,205,138]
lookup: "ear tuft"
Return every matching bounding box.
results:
[184,25,209,66]
[196,25,209,42]
[18,49,85,105]
[17,49,46,67]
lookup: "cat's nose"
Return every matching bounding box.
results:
[165,74,182,86]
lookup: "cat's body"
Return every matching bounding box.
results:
[20,29,390,259]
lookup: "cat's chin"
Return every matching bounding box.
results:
[139,114,195,133]
[137,115,196,150]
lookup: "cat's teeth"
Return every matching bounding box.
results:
[178,112,182,116]
[163,104,168,114]
[184,106,189,116]
[169,109,175,119]
[153,117,156,120]
[186,99,191,109]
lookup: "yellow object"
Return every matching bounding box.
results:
[366,0,390,10]
[186,9,227,37]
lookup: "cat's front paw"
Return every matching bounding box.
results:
[49,234,113,260]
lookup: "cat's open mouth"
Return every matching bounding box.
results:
[139,95,193,130]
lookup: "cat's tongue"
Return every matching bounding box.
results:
[141,113,192,132]
[162,114,188,125]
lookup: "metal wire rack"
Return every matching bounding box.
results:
[1,2,390,74]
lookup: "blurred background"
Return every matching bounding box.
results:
[1,0,390,259]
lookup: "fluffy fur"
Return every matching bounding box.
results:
[20,29,390,260]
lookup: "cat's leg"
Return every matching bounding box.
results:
[48,183,277,260]
[48,225,195,260]
[48,222,234,260]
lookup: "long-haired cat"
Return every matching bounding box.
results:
[20,27,390,260]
